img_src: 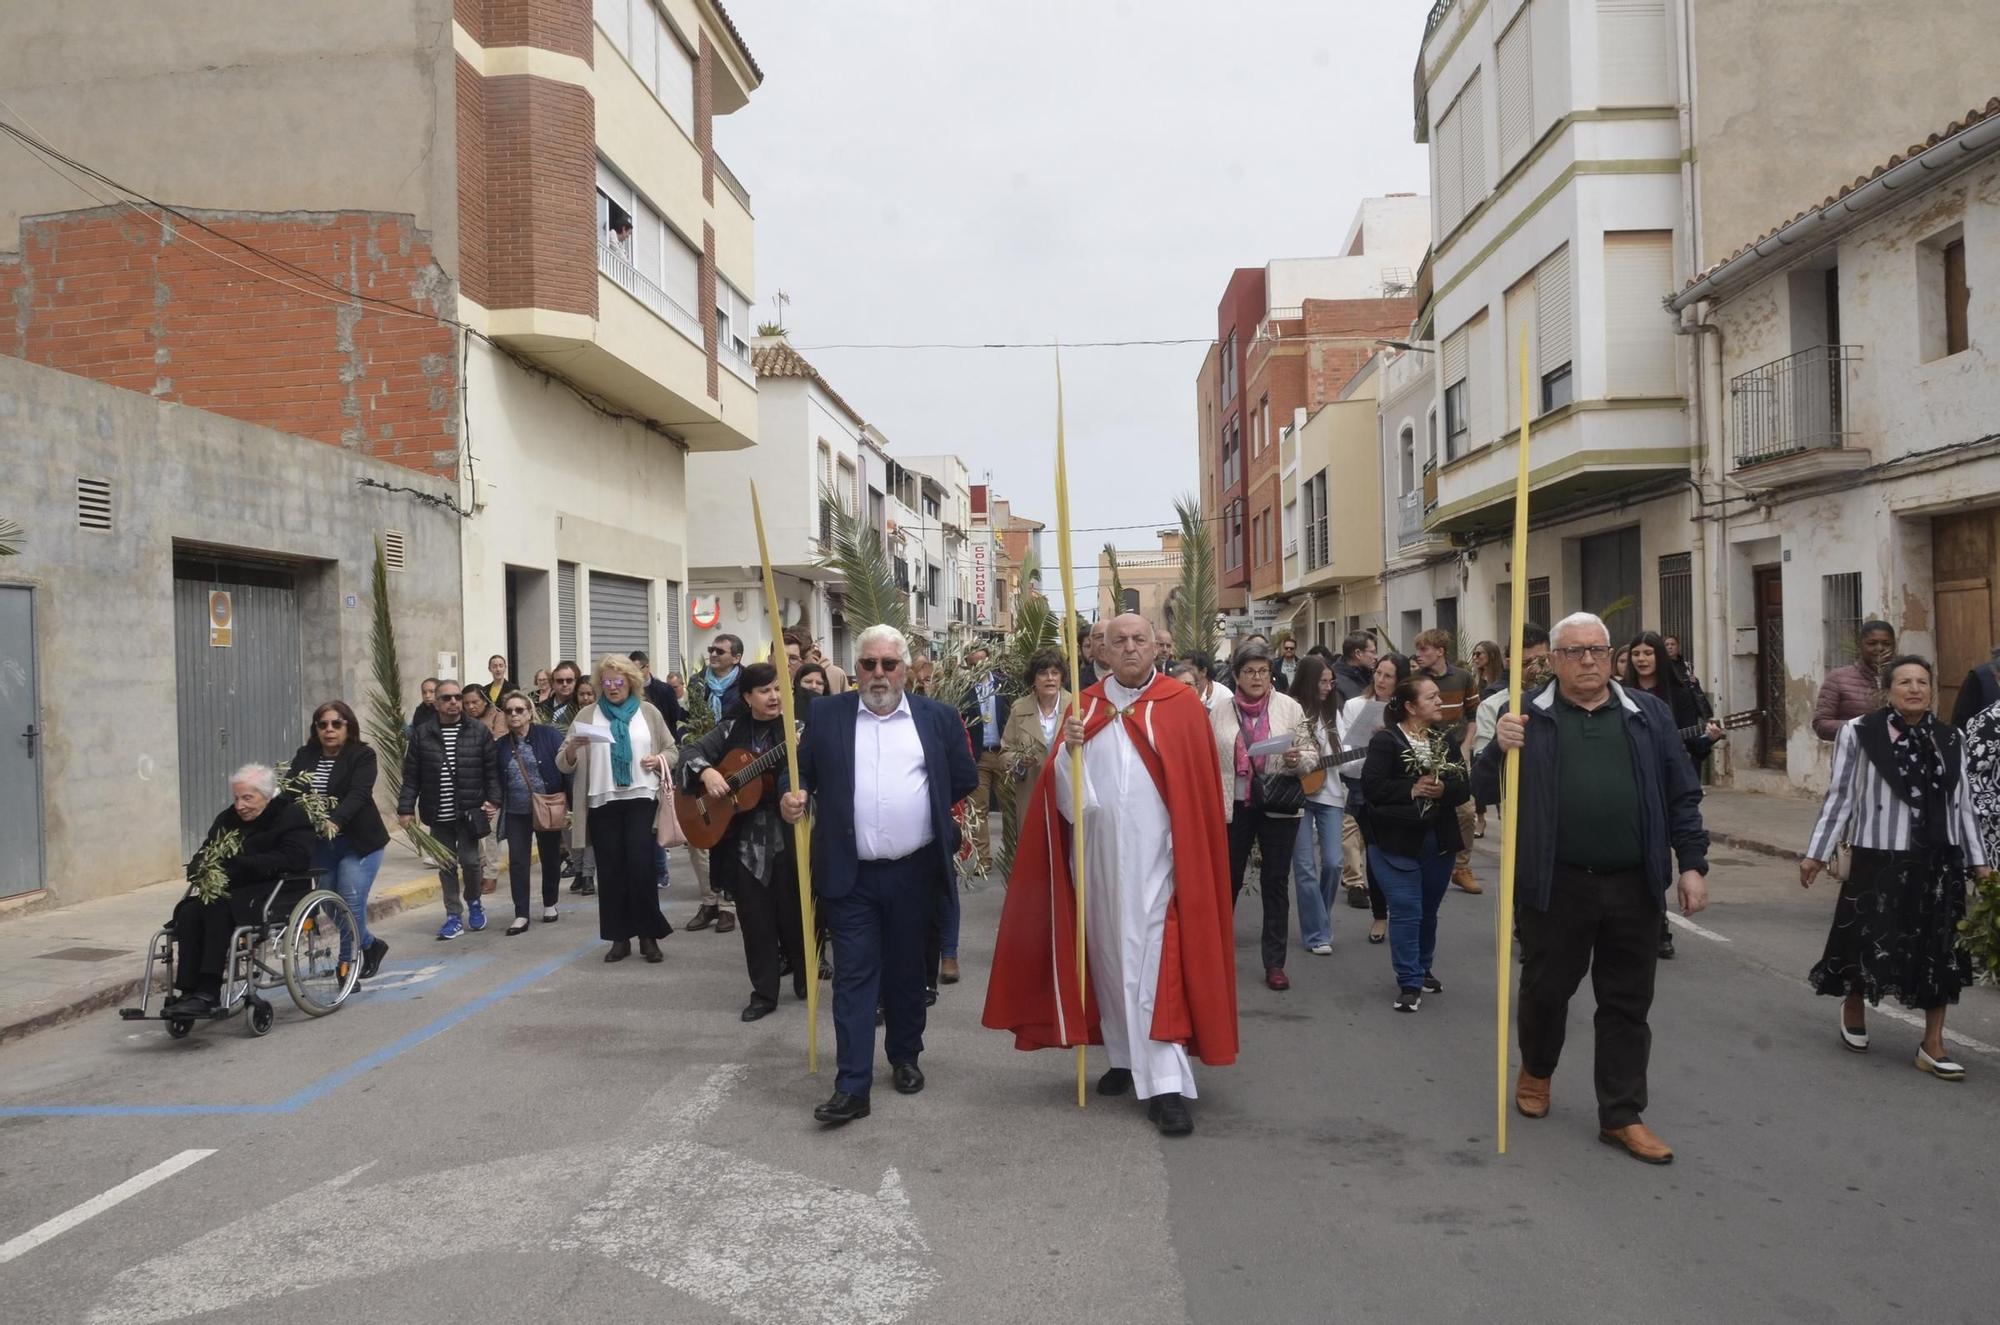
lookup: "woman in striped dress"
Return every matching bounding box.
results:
[1800,655,1991,1081]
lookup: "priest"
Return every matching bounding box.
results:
[982,612,1237,1135]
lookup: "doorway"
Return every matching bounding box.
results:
[1933,509,2000,719]
[0,585,44,898]
[1753,565,1786,769]
[1580,526,1642,647]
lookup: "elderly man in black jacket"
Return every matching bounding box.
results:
[1478,611,1710,1167]
[164,765,315,1017]
[398,679,501,941]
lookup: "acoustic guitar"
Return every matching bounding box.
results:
[674,724,802,851]
[1679,709,1761,744]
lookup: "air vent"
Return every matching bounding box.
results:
[77,477,112,531]
[382,529,407,572]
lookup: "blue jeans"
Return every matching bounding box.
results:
[1368,833,1453,991]
[312,837,384,959]
[1292,802,1344,948]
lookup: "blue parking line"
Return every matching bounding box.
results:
[0,941,598,1119]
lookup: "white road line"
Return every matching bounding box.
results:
[0,1149,216,1265]
[1870,1004,2000,1056]
[1665,912,1732,943]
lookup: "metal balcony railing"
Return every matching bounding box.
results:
[1421,457,1439,513]
[598,242,702,346]
[1731,344,1860,468]
[1397,489,1428,546]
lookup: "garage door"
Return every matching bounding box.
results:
[588,571,651,661]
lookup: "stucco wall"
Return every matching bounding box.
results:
[0,355,462,905]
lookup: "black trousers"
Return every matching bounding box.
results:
[504,816,564,918]
[1517,863,1661,1129]
[1227,805,1301,971]
[826,849,937,1096]
[171,881,280,990]
[587,798,668,942]
[732,844,805,1005]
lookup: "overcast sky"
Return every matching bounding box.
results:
[717,1,1428,608]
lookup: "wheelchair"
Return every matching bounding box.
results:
[119,870,361,1038]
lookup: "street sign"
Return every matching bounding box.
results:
[207,591,232,648]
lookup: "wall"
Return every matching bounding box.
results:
[0,355,461,906]
[1690,0,2000,267]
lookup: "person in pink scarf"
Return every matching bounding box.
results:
[1209,641,1320,990]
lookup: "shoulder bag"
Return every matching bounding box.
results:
[510,737,569,832]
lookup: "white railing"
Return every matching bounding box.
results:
[1396,489,1427,546]
[598,242,702,347]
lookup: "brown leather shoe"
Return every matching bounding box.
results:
[1265,966,1290,991]
[1599,1121,1674,1164]
[715,910,737,934]
[1451,866,1483,894]
[1514,1069,1551,1119]
[481,875,498,895]
[939,957,960,984]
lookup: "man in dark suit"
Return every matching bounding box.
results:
[782,624,980,1125]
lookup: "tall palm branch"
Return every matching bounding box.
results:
[1171,494,1217,658]
[0,517,22,556]
[365,540,453,869]
[818,484,908,633]
[1103,543,1126,616]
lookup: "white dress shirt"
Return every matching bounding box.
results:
[854,694,934,861]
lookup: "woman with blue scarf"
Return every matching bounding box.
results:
[557,654,677,963]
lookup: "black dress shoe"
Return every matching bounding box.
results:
[1659,931,1676,960]
[605,939,631,963]
[924,986,938,1007]
[359,938,390,979]
[891,1061,925,1095]
[813,1091,871,1125]
[740,997,777,1022]
[687,904,718,931]
[1147,1092,1194,1136]
[1097,1067,1132,1096]
[639,936,663,963]
[165,992,218,1017]
[793,974,808,1001]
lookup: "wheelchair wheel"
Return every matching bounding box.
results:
[246,999,274,1037]
[166,1017,193,1040]
[283,890,359,1016]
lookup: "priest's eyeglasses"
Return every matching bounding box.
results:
[1553,645,1612,662]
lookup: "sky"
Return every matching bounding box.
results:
[717,1,1429,610]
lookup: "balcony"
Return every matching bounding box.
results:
[1397,488,1453,556]
[1730,344,1870,484]
[599,242,702,347]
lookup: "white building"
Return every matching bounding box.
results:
[1669,101,2000,791]
[902,454,975,642]
[683,336,862,671]
[1265,194,1432,310]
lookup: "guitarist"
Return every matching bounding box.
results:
[1623,631,1722,961]
[678,661,805,1022]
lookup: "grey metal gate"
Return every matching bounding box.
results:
[557,561,578,665]
[173,569,304,856]
[0,586,44,898]
[1580,527,1642,647]
[588,572,651,661]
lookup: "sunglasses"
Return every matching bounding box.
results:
[435,693,463,702]
[315,717,346,729]
[856,657,902,673]
[706,646,734,656]
[503,705,531,715]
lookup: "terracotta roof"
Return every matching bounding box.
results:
[1680,96,2000,295]
[708,0,763,84]
[752,342,865,428]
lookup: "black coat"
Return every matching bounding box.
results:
[644,676,689,739]
[1360,724,1471,859]
[1333,658,1374,704]
[960,671,1012,752]
[186,794,315,891]
[286,743,390,855]
[397,717,501,837]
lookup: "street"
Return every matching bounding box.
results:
[2,841,1996,1325]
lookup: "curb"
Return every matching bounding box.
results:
[0,872,449,1048]
[1708,830,1797,862]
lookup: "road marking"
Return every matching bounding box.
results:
[0,1150,215,1265]
[0,941,599,1118]
[1665,913,1732,943]
[87,1068,940,1325]
[1868,1003,2000,1056]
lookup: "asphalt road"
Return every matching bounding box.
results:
[1,842,1995,1325]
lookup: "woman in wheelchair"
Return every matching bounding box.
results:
[163,764,315,1018]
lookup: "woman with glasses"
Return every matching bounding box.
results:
[1341,652,1410,944]
[558,656,677,963]
[531,669,553,708]
[1361,673,1469,1011]
[288,700,391,979]
[460,686,506,895]
[496,693,567,935]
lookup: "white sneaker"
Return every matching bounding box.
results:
[542,906,559,922]
[1309,943,1333,956]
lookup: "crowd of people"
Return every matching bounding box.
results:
[169,607,1998,1145]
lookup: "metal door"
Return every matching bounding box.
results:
[1580,526,1642,646]
[588,571,651,660]
[0,586,44,897]
[174,571,304,856]
[1753,566,1787,770]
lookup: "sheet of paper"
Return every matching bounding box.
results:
[570,720,614,744]
[1246,735,1294,758]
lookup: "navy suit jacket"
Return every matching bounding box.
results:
[799,691,980,900]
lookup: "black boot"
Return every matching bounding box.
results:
[1147,1092,1194,1135]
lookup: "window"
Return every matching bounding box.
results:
[1442,324,1470,460]
[1505,267,1537,429]
[1822,572,1863,669]
[1431,69,1487,235]
[1598,0,1673,106]
[1427,407,1439,466]
[1398,425,1416,494]
[1528,577,1551,631]
[1541,364,1574,411]
[1303,473,1330,570]
[1538,244,1574,407]
[1659,552,1692,656]
[817,442,834,546]
[716,279,751,364]
[1496,2,1534,166]
[599,0,697,136]
[838,457,858,515]
[1604,231,1676,396]
[1222,332,1239,401]
[927,564,941,604]
[1466,311,1491,447]
[1946,239,1970,356]
[1920,229,1971,361]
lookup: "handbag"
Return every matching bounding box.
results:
[656,781,688,849]
[509,737,568,832]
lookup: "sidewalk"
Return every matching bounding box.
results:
[0,851,451,1047]
[1694,782,1823,861]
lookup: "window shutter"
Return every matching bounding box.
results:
[630,0,657,88]
[1433,102,1464,233]
[1442,326,1469,386]
[595,0,628,54]
[656,22,695,134]
[661,225,699,314]
[1466,312,1491,445]
[1537,244,1573,374]
[1456,70,1487,217]
[557,562,578,664]
[1598,0,1672,105]
[1497,5,1534,165]
[1504,272,1538,426]
[1603,231,1677,396]
[634,201,663,286]
[587,572,652,660]
[595,159,632,212]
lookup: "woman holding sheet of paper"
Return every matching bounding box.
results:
[1209,641,1320,992]
[557,654,677,963]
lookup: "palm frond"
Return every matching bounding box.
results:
[1103,543,1126,616]
[819,484,908,633]
[0,517,22,557]
[1171,494,1218,658]
[364,538,454,871]
[1016,546,1041,599]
